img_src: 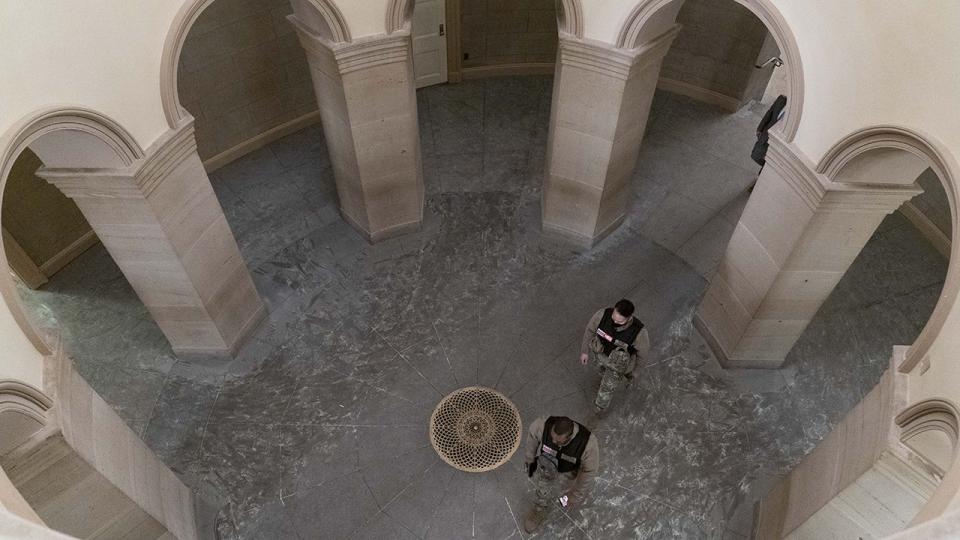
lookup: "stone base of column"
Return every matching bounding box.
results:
[341,210,422,243]
[541,214,625,249]
[171,301,265,360]
[693,310,785,369]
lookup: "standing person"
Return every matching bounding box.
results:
[522,415,599,533]
[749,94,788,192]
[580,299,650,413]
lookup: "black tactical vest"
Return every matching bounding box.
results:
[540,417,591,474]
[596,308,643,356]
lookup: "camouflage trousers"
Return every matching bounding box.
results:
[533,458,571,512]
[590,349,633,411]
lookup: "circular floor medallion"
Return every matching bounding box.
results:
[430,386,522,472]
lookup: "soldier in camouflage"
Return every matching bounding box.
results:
[579,299,650,413]
[522,415,599,533]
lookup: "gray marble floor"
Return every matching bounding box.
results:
[14,77,947,539]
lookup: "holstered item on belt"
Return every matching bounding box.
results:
[528,461,537,477]
[602,347,636,378]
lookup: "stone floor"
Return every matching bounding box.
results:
[14,77,948,539]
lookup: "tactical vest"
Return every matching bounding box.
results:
[540,417,591,474]
[596,308,643,356]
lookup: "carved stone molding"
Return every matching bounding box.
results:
[556,0,584,38]
[0,380,53,424]
[385,0,415,34]
[0,107,148,357]
[898,399,960,447]
[818,125,954,184]
[290,16,412,75]
[764,133,826,212]
[334,33,412,74]
[897,398,960,475]
[558,24,680,81]
[161,0,351,128]
[36,121,199,200]
[616,0,804,141]
[820,183,923,214]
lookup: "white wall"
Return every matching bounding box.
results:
[773,0,960,161]
[0,1,183,149]
[0,300,43,388]
[335,0,391,38]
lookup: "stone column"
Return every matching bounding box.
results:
[542,26,680,247]
[38,123,265,358]
[695,136,922,369]
[289,16,424,242]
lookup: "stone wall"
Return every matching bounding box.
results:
[460,0,557,69]
[177,0,318,162]
[660,0,769,102]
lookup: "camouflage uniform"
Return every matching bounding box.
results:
[523,417,600,518]
[591,345,636,411]
[581,308,650,412]
[532,453,562,512]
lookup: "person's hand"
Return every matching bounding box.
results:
[579,353,589,365]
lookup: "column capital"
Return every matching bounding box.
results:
[765,133,827,212]
[36,122,198,200]
[558,24,681,81]
[289,14,411,75]
[766,133,923,215]
[820,182,923,214]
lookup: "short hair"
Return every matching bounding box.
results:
[551,417,574,437]
[614,299,635,318]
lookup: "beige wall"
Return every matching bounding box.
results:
[460,0,557,68]
[660,0,768,101]
[1,150,92,269]
[178,0,318,161]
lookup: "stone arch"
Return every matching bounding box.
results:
[0,380,53,456]
[0,108,145,355]
[817,126,960,374]
[615,0,804,140]
[160,0,351,128]
[385,0,415,34]
[556,0,584,38]
[897,399,960,476]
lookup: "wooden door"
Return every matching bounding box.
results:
[412,0,448,88]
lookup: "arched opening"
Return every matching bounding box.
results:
[2,107,263,432]
[719,128,959,538]
[0,110,168,433]
[537,0,794,256]
[0,380,52,457]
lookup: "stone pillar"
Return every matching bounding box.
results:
[38,123,265,358]
[695,137,922,369]
[542,26,680,247]
[289,15,424,242]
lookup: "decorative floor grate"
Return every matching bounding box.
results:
[430,386,522,473]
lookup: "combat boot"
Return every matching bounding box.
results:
[523,506,547,533]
